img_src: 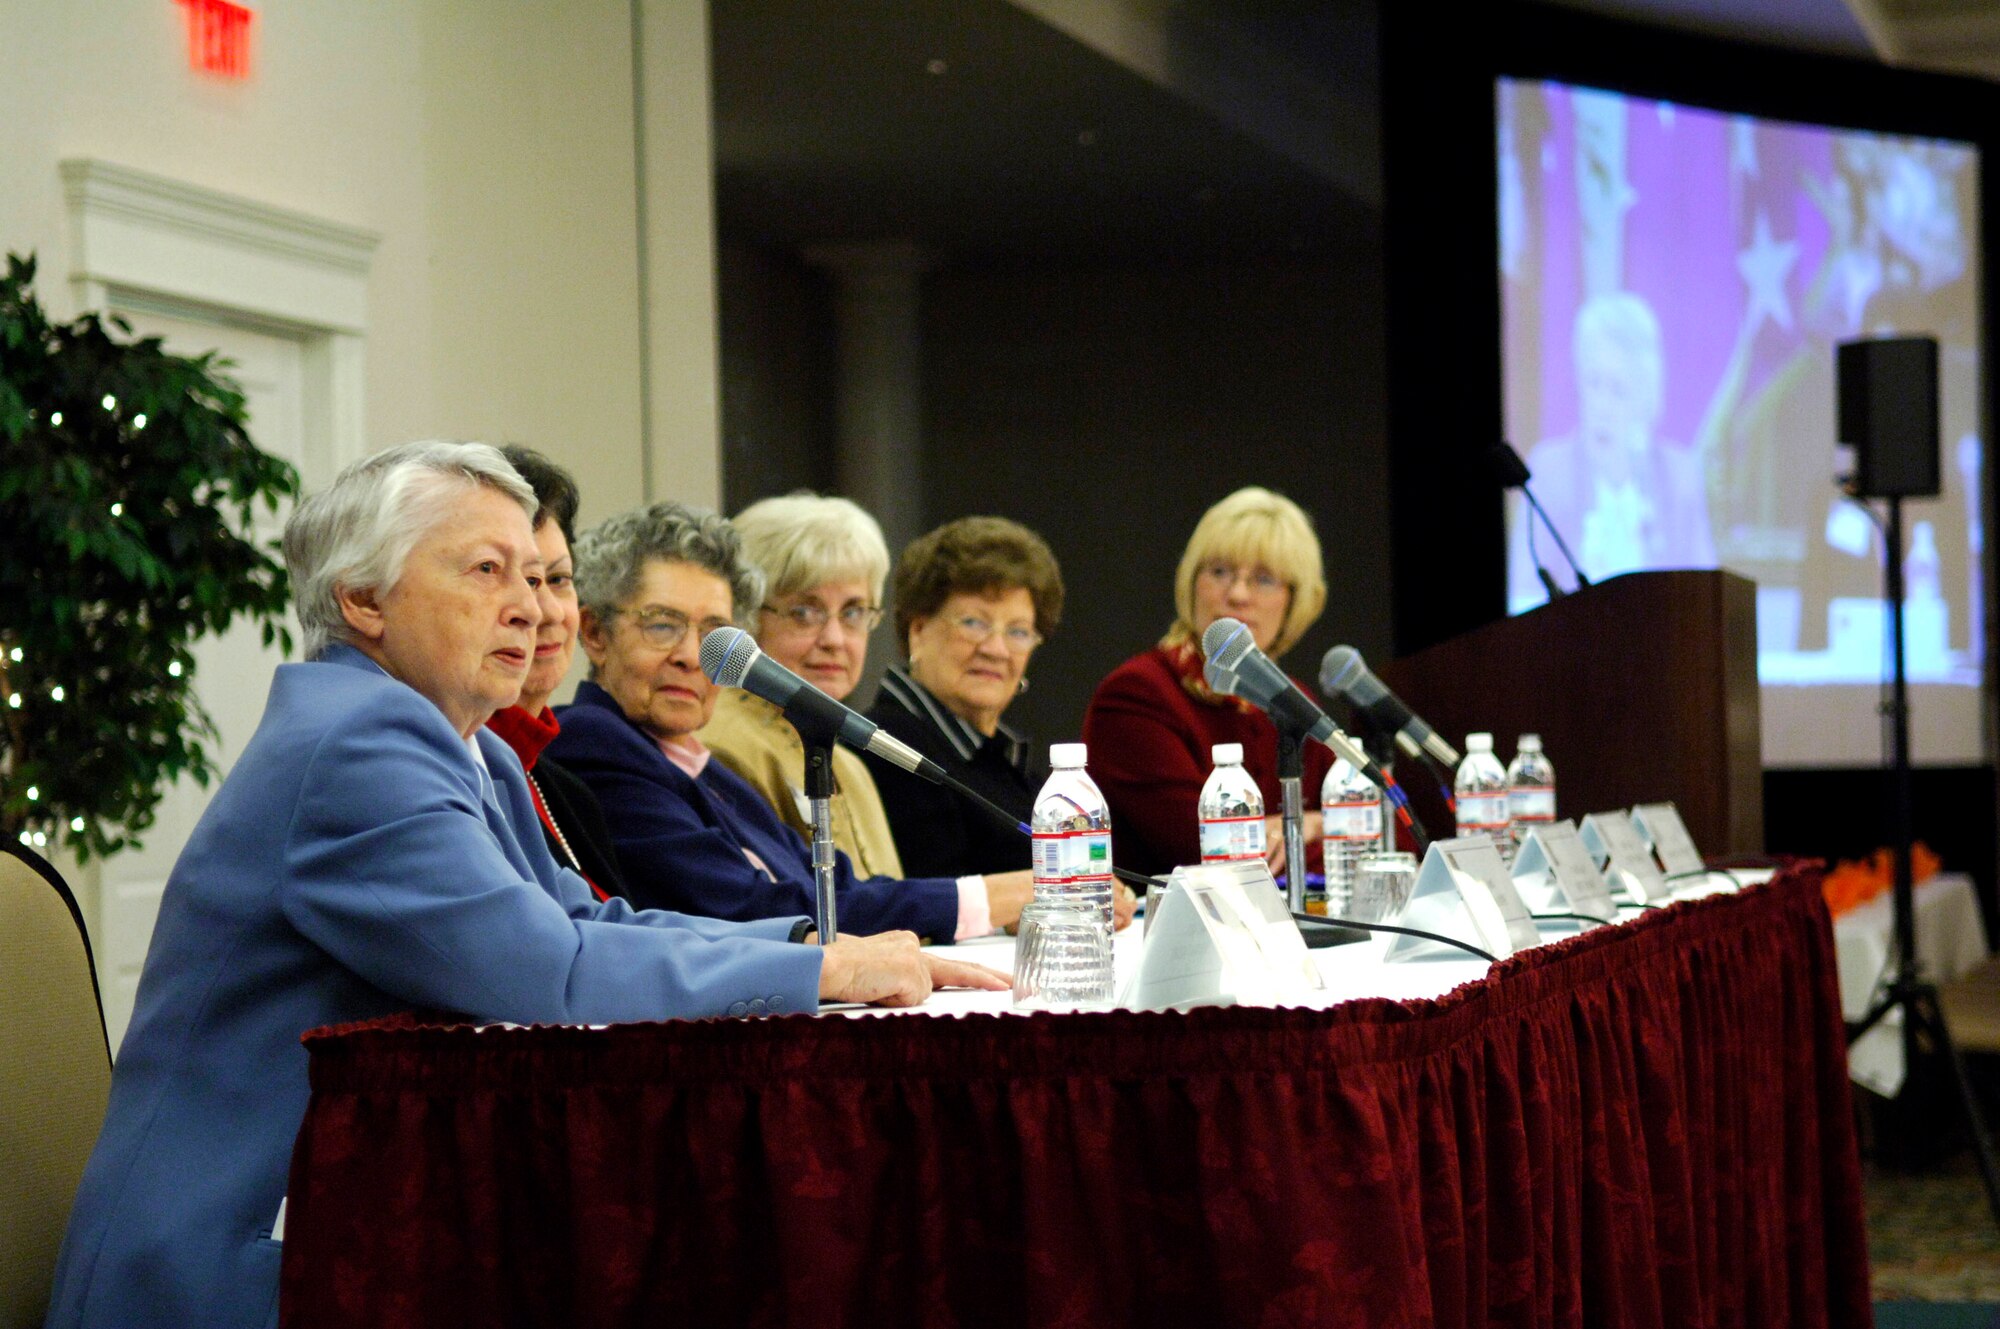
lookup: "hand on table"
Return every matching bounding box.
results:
[983,869,1033,930]
[816,931,1011,1008]
[1111,881,1137,931]
[991,870,1136,933]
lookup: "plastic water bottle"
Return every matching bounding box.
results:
[1197,743,1266,865]
[1454,732,1513,862]
[1320,758,1382,918]
[1505,734,1557,856]
[1032,743,1115,933]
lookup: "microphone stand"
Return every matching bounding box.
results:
[1521,482,1591,591]
[1846,492,2000,1227]
[1278,729,1307,915]
[802,737,840,945]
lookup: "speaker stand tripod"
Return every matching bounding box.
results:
[1846,492,2000,1229]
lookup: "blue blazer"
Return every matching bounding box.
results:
[45,647,820,1329]
[549,682,961,942]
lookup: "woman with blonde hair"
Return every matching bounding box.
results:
[700,491,904,877]
[1082,486,1334,877]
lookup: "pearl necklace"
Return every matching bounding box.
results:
[524,769,583,874]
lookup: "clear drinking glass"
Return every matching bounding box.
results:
[1350,852,1418,924]
[1012,903,1114,1010]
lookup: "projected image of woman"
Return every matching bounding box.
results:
[1514,292,1717,605]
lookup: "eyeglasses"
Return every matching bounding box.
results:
[1197,561,1287,596]
[948,614,1042,653]
[760,602,883,635]
[613,609,733,652]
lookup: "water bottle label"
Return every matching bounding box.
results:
[1509,787,1555,822]
[1034,829,1114,882]
[1325,798,1382,839]
[1457,792,1510,832]
[1199,815,1267,863]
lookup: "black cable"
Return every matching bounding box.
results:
[1289,912,1497,963]
[1529,911,1611,925]
[1663,866,1748,889]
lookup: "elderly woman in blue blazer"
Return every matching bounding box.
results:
[45,442,1003,1329]
[547,502,1040,941]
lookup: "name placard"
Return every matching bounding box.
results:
[1385,836,1540,962]
[1580,811,1672,903]
[1630,801,1706,878]
[1511,820,1618,924]
[1122,860,1325,1010]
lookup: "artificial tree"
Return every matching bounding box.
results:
[0,252,299,859]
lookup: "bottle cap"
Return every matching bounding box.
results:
[1466,732,1493,753]
[1518,734,1541,752]
[1049,742,1088,768]
[1211,743,1244,765]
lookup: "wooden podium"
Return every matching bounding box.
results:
[1377,570,1762,856]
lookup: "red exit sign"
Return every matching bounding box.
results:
[176,0,254,80]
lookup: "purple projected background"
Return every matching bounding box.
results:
[1498,79,1985,764]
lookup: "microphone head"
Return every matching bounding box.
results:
[1201,655,1242,697]
[1319,644,1365,697]
[1486,442,1532,489]
[698,625,762,688]
[1200,617,1255,672]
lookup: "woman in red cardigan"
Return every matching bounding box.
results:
[1082,486,1334,878]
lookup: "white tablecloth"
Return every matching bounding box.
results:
[1833,871,1988,1096]
[829,869,1774,1021]
[828,926,1496,1018]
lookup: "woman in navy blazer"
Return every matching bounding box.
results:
[45,444,1003,1329]
[548,502,1037,942]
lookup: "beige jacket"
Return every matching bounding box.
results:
[699,687,906,879]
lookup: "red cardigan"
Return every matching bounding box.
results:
[1082,642,1334,878]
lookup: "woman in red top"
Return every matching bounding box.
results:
[482,446,630,901]
[1082,486,1333,878]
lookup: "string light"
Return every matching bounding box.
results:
[7,647,19,662]
[49,411,62,427]
[110,502,124,517]
[25,786,38,801]
[168,660,184,678]
[133,414,148,430]
[15,831,27,846]
[101,394,117,411]
[49,685,65,702]
[32,832,46,848]
[6,694,19,709]
[69,817,85,832]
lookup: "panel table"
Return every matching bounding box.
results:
[281,865,1869,1329]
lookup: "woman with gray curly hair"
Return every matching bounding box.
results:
[547,500,1034,941]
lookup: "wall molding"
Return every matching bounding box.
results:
[60,157,379,476]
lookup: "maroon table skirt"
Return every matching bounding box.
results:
[281,866,1869,1328]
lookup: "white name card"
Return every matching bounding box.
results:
[1580,811,1672,903]
[1630,801,1706,878]
[1122,860,1325,1011]
[1511,820,1618,925]
[1385,836,1540,962]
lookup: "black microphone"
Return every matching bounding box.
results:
[1488,441,1590,595]
[700,627,940,781]
[1199,618,1375,775]
[1318,645,1461,769]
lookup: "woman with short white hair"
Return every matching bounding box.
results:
[700,491,904,876]
[46,442,1002,1329]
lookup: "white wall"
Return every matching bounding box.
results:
[0,0,721,966]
